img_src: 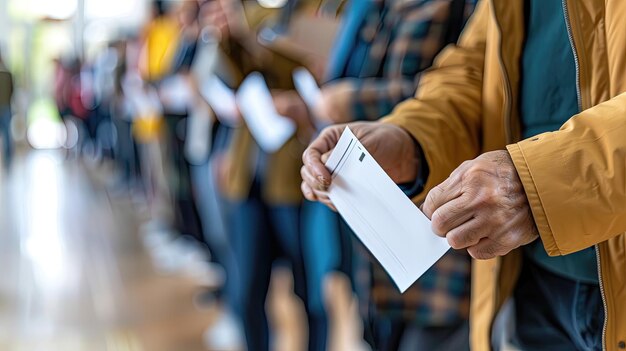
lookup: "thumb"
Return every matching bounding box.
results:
[321,151,332,164]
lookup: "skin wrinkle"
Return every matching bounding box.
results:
[425,150,539,259]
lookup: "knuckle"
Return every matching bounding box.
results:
[431,213,448,236]
[447,233,465,250]
[498,233,518,250]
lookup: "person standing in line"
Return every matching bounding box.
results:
[302,1,626,350]
[0,51,14,170]
[274,1,476,349]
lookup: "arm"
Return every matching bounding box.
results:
[382,0,489,203]
[508,93,626,255]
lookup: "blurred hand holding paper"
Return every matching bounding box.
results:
[325,127,450,292]
[236,72,296,153]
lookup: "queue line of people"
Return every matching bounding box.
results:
[44,0,626,350]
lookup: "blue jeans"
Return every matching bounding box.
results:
[0,107,12,168]
[191,159,239,304]
[512,257,604,351]
[230,184,327,351]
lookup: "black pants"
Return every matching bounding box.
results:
[512,258,604,351]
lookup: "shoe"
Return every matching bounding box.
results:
[203,311,245,351]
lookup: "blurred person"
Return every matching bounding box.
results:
[274,0,476,349]
[65,59,95,154]
[110,40,142,190]
[186,1,245,348]
[0,51,13,169]
[301,0,626,350]
[89,44,120,159]
[209,1,329,350]
[159,0,205,244]
[140,0,181,84]
[53,58,71,122]
[130,0,180,228]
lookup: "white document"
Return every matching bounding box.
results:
[292,68,330,131]
[236,72,296,153]
[293,67,322,110]
[201,75,240,127]
[325,127,450,292]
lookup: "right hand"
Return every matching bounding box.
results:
[301,122,420,209]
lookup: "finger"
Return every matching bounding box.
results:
[466,237,506,260]
[303,126,344,188]
[422,178,462,219]
[421,161,472,218]
[430,194,475,237]
[445,218,484,249]
[312,188,331,203]
[320,151,331,164]
[301,182,317,202]
[301,165,326,192]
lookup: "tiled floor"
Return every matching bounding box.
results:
[0,150,363,351]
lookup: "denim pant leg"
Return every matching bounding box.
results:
[271,204,328,351]
[230,196,273,351]
[191,160,239,304]
[512,259,604,351]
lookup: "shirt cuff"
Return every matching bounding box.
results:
[398,139,429,198]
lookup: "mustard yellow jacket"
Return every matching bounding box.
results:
[384,1,626,349]
[221,1,324,205]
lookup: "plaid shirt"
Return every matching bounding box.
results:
[335,0,477,326]
[334,0,476,121]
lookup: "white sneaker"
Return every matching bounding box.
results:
[203,311,245,351]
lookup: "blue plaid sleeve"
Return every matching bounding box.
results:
[350,1,454,121]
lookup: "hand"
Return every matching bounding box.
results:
[422,150,539,260]
[273,90,316,142]
[203,0,249,42]
[301,122,420,210]
[314,80,357,124]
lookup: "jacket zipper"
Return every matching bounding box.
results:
[562,0,583,111]
[562,1,608,350]
[595,245,608,351]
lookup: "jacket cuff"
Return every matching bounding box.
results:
[506,143,561,256]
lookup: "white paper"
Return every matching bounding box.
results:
[159,74,193,114]
[293,67,322,110]
[236,72,296,153]
[292,68,330,131]
[325,127,450,292]
[201,75,240,127]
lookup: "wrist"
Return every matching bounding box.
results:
[398,127,422,183]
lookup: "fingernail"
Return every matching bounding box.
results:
[317,175,329,188]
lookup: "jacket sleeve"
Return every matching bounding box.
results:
[381,0,488,203]
[507,92,626,256]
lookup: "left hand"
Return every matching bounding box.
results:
[422,150,539,260]
[314,80,357,124]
